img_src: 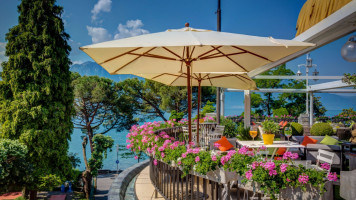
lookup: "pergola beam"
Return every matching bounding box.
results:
[226,88,356,93]
[248,0,356,77]
[253,75,343,80]
[308,80,356,91]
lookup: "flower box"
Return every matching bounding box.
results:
[190,168,239,184]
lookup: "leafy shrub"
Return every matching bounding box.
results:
[310,123,334,136]
[14,197,26,200]
[273,107,289,117]
[290,122,304,136]
[39,174,62,191]
[169,110,184,121]
[220,117,237,138]
[262,120,279,134]
[237,123,253,140]
[200,101,215,118]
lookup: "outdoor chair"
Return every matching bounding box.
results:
[182,126,198,143]
[311,149,335,173]
[208,125,224,140]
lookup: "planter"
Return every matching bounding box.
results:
[190,168,239,184]
[262,134,275,145]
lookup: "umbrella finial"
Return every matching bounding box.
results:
[185,23,190,27]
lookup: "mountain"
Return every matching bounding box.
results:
[70,61,139,82]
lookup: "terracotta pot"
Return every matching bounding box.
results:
[262,134,275,145]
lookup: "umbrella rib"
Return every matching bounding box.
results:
[206,74,213,86]
[232,46,272,61]
[200,52,246,60]
[128,52,177,61]
[211,46,247,71]
[235,74,252,82]
[162,47,183,60]
[195,46,223,59]
[233,74,249,83]
[169,73,185,86]
[99,47,142,65]
[189,46,196,60]
[151,73,167,80]
[111,47,156,74]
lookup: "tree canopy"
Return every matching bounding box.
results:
[0,0,74,192]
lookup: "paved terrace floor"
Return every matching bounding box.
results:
[135,166,164,200]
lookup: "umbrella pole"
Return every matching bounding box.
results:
[186,64,192,143]
[197,80,201,147]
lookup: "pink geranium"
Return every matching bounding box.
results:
[214,143,221,148]
[298,174,309,184]
[245,169,253,180]
[211,155,217,161]
[153,159,158,166]
[280,163,288,173]
[195,156,200,162]
[327,172,338,181]
[320,163,330,171]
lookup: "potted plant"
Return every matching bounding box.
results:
[261,120,279,144]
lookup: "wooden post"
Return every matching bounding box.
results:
[187,64,192,142]
[197,80,201,146]
[244,90,251,128]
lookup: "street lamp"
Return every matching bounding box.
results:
[297,53,318,114]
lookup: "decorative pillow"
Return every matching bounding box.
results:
[320,135,339,145]
[279,121,284,126]
[301,136,318,146]
[276,147,286,155]
[214,136,234,151]
[282,121,288,127]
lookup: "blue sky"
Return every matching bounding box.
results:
[0,0,355,115]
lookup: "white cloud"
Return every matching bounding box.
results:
[87,26,112,44]
[91,0,112,22]
[114,19,149,39]
[0,42,7,64]
[71,60,85,65]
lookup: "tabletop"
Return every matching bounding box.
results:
[236,140,305,148]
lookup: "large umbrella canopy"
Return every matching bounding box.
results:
[80,26,315,75]
[80,25,315,143]
[134,72,257,90]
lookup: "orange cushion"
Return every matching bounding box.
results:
[276,147,286,155]
[214,136,234,151]
[279,121,284,126]
[282,121,288,127]
[301,136,318,146]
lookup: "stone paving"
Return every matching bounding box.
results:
[95,173,118,200]
[135,166,164,200]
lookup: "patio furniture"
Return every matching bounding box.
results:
[236,140,305,160]
[336,127,352,140]
[345,152,356,171]
[312,149,335,173]
[341,142,356,171]
[292,136,342,167]
[183,125,198,143]
[340,170,356,200]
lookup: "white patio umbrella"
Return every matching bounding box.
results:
[134,72,258,144]
[80,24,315,142]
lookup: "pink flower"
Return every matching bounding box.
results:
[187,148,193,154]
[320,163,330,171]
[327,172,338,182]
[214,143,221,148]
[158,147,165,151]
[280,163,288,173]
[298,174,309,184]
[245,169,253,180]
[269,170,277,176]
[260,145,267,151]
[153,159,158,166]
[238,146,249,155]
[177,161,182,165]
[251,161,259,170]
[193,148,200,154]
[286,178,291,182]
[182,153,187,158]
[134,155,138,160]
[195,156,200,163]
[211,155,217,161]
[283,152,299,160]
[264,161,276,170]
[161,152,165,158]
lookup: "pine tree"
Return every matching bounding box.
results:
[0,0,74,196]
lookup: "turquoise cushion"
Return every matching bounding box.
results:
[320,135,339,145]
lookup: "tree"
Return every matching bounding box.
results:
[72,74,136,198]
[117,78,168,121]
[0,0,74,198]
[0,139,32,193]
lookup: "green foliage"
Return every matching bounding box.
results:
[237,123,253,140]
[200,100,216,118]
[252,64,326,117]
[262,120,280,134]
[342,73,356,88]
[88,134,114,176]
[220,117,238,138]
[0,139,32,192]
[14,197,27,200]
[338,108,356,117]
[67,168,82,189]
[68,152,81,169]
[169,110,184,121]
[310,123,334,136]
[290,122,304,136]
[0,0,74,189]
[38,174,62,191]
[273,108,289,117]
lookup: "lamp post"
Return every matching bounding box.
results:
[297,53,318,115]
